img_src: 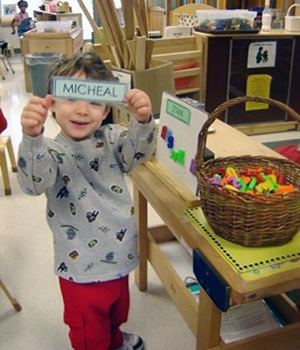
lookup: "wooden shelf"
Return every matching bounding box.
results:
[151,35,201,100]
[176,87,200,95]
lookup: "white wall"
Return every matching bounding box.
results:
[0,0,94,40]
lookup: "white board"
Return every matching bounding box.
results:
[156,92,209,194]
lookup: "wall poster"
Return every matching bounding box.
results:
[247,42,277,68]
[227,37,294,125]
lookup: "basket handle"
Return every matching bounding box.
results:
[286,4,300,17]
[195,96,300,166]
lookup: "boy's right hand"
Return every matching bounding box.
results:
[21,95,52,137]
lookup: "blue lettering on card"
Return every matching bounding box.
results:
[52,76,127,104]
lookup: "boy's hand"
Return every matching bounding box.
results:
[21,95,52,137]
[124,89,152,124]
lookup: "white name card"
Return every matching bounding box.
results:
[52,77,128,104]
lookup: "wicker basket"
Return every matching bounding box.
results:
[195,96,300,247]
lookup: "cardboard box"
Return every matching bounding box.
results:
[109,58,175,115]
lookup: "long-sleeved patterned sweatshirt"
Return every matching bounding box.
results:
[17,118,156,283]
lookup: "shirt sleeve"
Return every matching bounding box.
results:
[115,116,157,173]
[17,133,58,195]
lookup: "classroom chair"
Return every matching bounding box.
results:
[0,278,22,311]
[6,42,15,58]
[0,41,15,80]
[0,107,17,195]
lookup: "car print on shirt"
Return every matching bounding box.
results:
[69,202,76,215]
[111,185,123,193]
[88,239,99,248]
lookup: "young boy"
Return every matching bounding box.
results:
[17,51,156,350]
[11,0,30,37]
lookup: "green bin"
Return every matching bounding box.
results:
[26,52,62,97]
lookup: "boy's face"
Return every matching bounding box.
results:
[50,72,109,142]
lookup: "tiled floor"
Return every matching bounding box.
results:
[0,55,195,350]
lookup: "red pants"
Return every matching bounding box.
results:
[59,276,130,350]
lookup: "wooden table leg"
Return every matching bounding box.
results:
[6,136,17,172]
[133,185,149,291]
[196,288,222,350]
[0,143,11,195]
[0,279,22,312]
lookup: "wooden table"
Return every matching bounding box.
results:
[130,119,300,350]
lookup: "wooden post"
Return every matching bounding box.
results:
[196,288,221,350]
[133,184,149,291]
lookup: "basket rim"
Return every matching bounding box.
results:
[196,154,300,203]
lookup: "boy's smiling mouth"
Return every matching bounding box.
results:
[72,121,89,126]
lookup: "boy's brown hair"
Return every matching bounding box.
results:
[47,51,115,94]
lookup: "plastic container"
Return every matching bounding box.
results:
[36,20,72,33]
[285,4,300,32]
[26,53,62,97]
[196,9,257,31]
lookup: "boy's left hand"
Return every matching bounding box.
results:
[124,89,152,124]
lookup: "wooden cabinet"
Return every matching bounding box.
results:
[195,30,300,134]
[20,26,83,92]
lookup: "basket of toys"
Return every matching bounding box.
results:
[195,96,300,247]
